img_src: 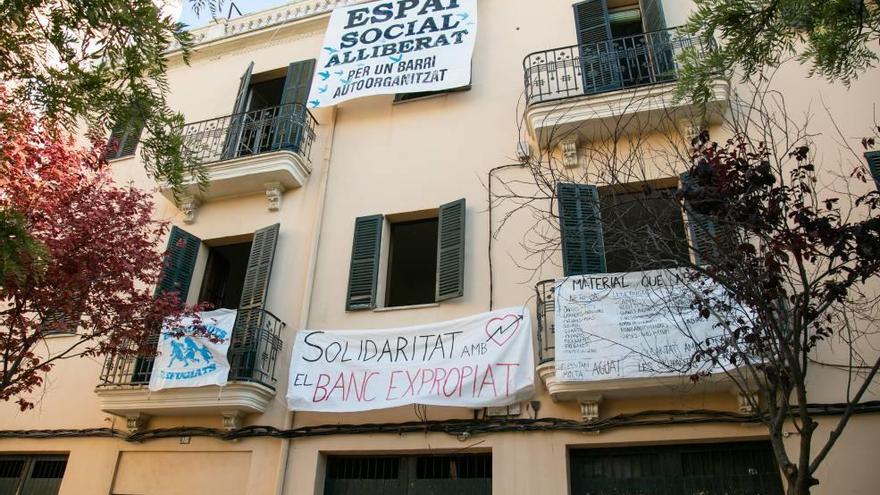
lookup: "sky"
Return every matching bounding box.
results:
[179,0,294,28]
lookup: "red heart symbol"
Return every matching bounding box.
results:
[485,314,521,347]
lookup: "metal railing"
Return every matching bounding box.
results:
[98,308,285,390]
[181,103,317,168]
[535,279,556,364]
[523,27,712,105]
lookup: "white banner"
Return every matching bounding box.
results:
[554,269,724,382]
[149,309,236,392]
[286,307,534,412]
[307,0,478,108]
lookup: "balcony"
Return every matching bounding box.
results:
[162,103,318,216]
[534,280,750,420]
[523,28,729,146]
[95,308,284,430]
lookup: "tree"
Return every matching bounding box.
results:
[0,86,190,411]
[677,0,880,103]
[494,81,880,494]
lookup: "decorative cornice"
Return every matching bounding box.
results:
[170,0,370,52]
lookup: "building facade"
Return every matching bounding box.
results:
[2,0,879,494]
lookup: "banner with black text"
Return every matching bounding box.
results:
[286,307,534,412]
[307,0,477,108]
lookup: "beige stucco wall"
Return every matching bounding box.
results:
[2,1,880,494]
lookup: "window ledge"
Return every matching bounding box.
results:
[373,303,440,313]
[107,155,137,164]
[43,332,79,339]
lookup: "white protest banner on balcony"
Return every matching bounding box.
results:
[554,269,726,382]
[306,0,477,108]
[148,309,236,392]
[286,307,534,412]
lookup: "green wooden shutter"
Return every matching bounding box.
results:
[558,182,607,276]
[640,0,667,33]
[232,223,280,352]
[155,226,201,302]
[274,59,316,151]
[107,120,144,159]
[346,215,383,311]
[865,151,880,189]
[680,172,721,265]
[574,0,620,94]
[436,198,466,302]
[223,61,255,160]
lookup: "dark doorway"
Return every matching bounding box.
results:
[325,454,491,495]
[385,218,439,307]
[198,241,252,310]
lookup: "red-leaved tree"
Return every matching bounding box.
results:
[0,86,185,410]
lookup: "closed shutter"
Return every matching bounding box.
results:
[223,61,255,160]
[107,119,144,160]
[865,151,880,188]
[346,215,384,310]
[156,226,201,302]
[573,0,620,94]
[640,0,667,33]
[558,183,607,276]
[436,198,466,301]
[680,172,721,265]
[274,59,316,151]
[0,455,68,495]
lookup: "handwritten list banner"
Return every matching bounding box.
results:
[554,269,724,382]
[286,308,534,412]
[307,0,477,108]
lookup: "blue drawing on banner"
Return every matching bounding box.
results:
[159,323,227,380]
[340,78,351,85]
[334,70,344,77]
[318,86,328,94]
[457,13,470,21]
[323,46,339,53]
[319,71,330,81]
[389,55,403,63]
[309,100,321,108]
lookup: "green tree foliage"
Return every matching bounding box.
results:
[678,0,880,102]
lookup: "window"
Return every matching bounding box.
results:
[198,241,253,310]
[0,455,68,495]
[393,84,471,103]
[40,308,80,335]
[865,150,880,188]
[386,218,439,307]
[224,60,315,159]
[558,178,705,276]
[106,117,144,160]
[346,199,466,310]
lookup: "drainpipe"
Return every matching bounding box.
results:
[274,105,339,495]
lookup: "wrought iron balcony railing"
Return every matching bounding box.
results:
[535,279,556,364]
[98,308,285,390]
[523,27,712,105]
[181,103,317,168]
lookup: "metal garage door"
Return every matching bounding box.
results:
[570,441,784,495]
[325,454,492,495]
[0,455,68,495]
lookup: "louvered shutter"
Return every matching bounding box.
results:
[680,172,721,265]
[865,151,880,189]
[231,223,280,353]
[641,0,667,33]
[573,0,620,94]
[155,226,201,303]
[346,215,383,310]
[558,183,607,276]
[436,198,466,301]
[107,120,144,159]
[273,59,316,151]
[223,61,255,160]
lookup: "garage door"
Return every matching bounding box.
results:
[324,454,492,495]
[570,441,784,495]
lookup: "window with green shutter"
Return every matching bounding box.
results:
[865,151,880,188]
[155,226,201,303]
[106,118,144,160]
[345,199,467,310]
[558,182,607,276]
[680,172,725,265]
